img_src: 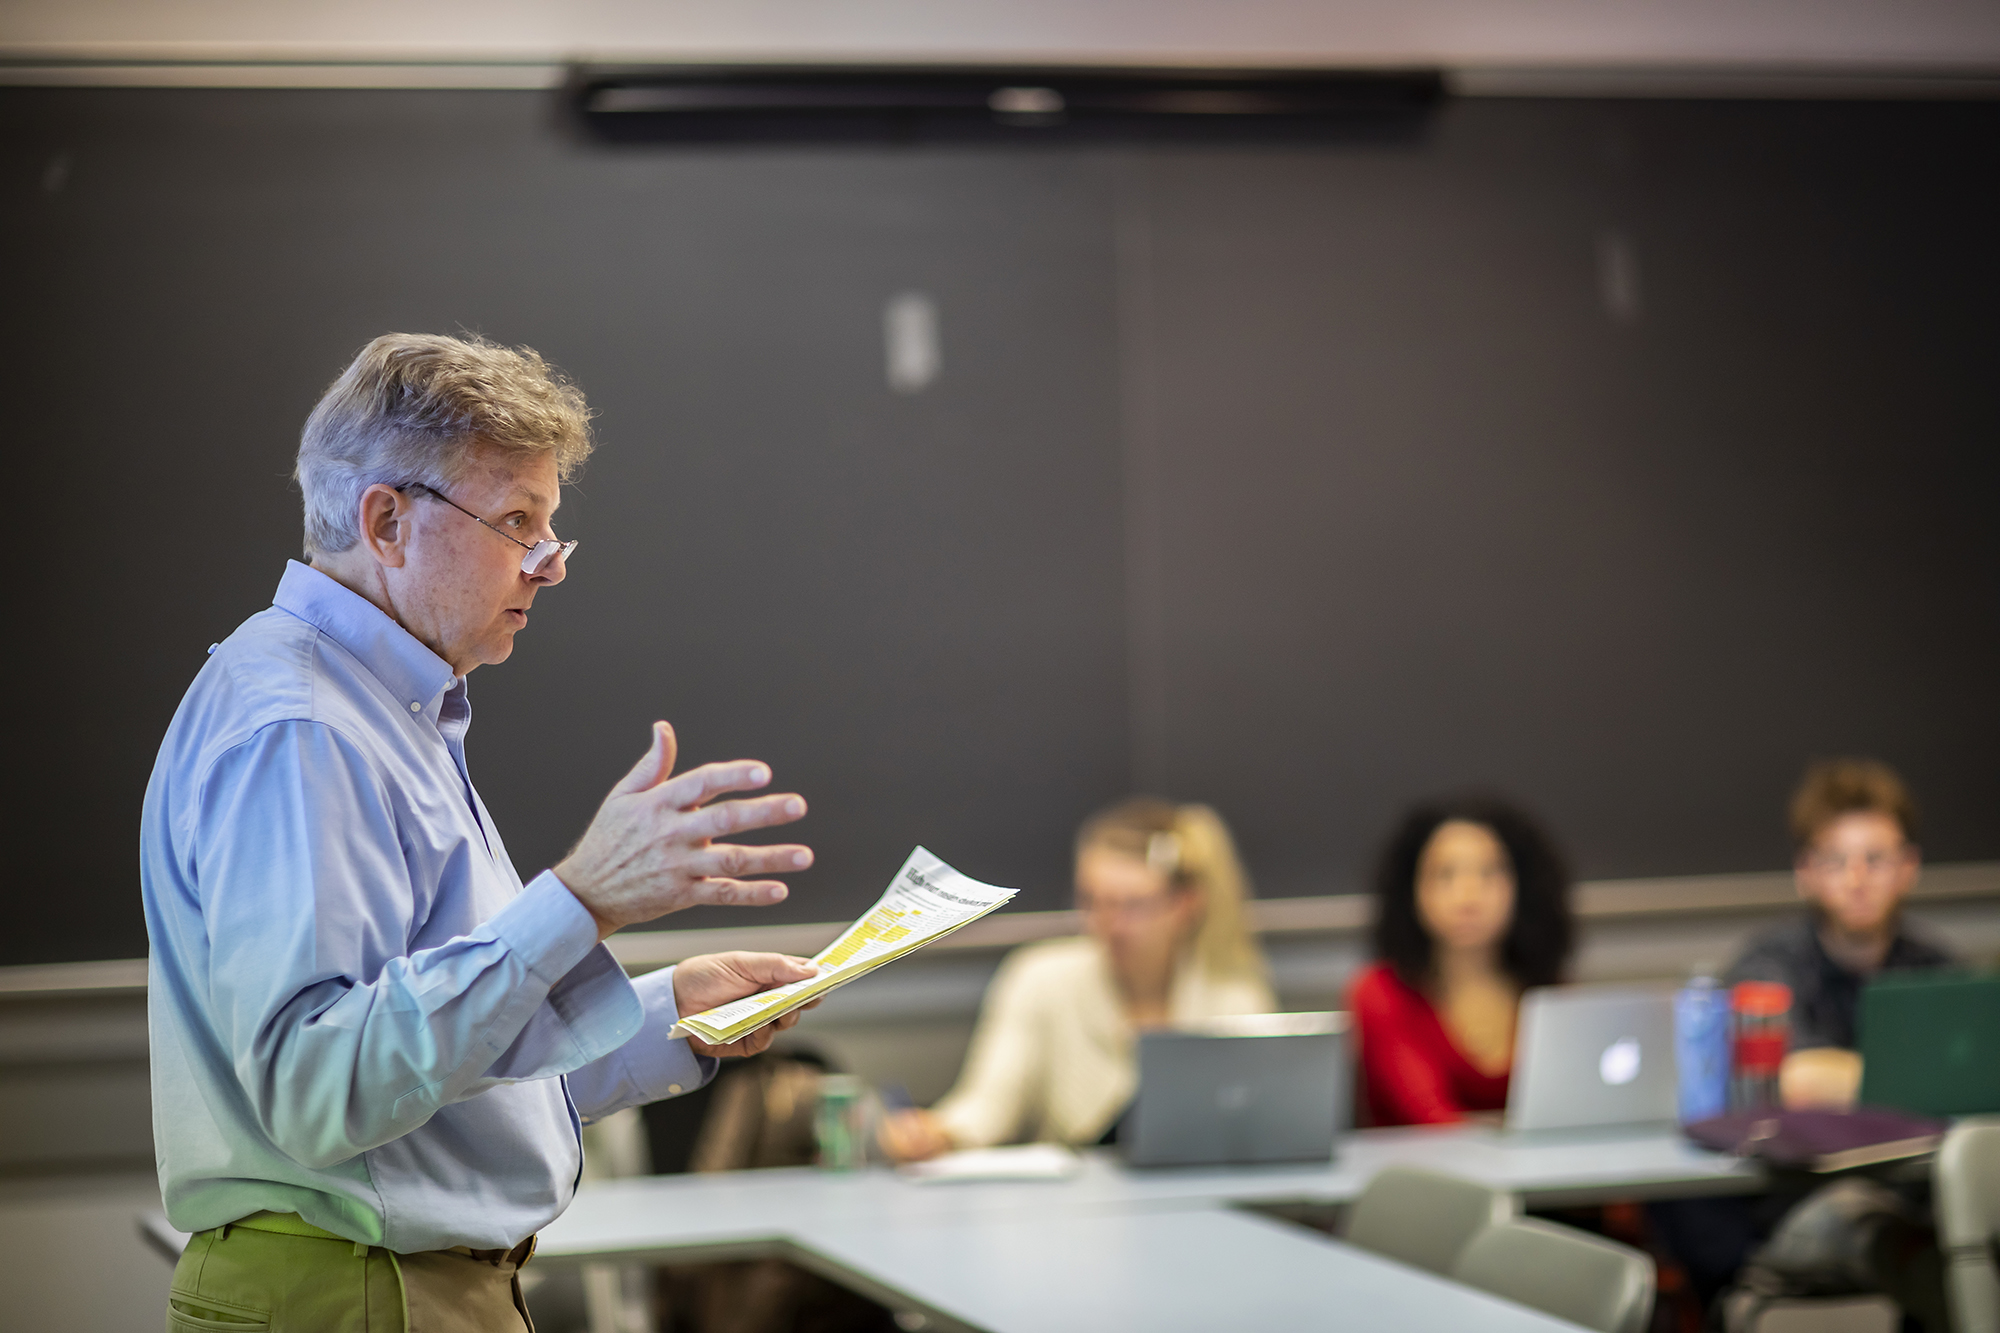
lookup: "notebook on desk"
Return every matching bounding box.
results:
[1124,1012,1349,1168]
[1506,985,1679,1134]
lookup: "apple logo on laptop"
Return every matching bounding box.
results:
[1599,1037,1642,1087]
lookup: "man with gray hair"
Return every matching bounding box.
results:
[142,333,818,1331]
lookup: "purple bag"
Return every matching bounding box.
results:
[1685,1106,1948,1172]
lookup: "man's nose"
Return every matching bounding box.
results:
[530,551,568,587]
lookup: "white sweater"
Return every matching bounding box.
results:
[930,936,1277,1149]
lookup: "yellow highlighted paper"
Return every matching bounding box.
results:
[671,848,1016,1046]
[820,906,909,968]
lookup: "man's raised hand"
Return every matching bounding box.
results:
[555,722,812,939]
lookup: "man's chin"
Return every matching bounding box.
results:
[473,632,517,670]
[1822,903,1895,938]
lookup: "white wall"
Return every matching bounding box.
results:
[6,0,2000,71]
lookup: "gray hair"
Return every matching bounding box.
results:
[295,333,595,557]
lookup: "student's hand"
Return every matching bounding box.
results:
[556,722,812,939]
[1780,1047,1863,1110]
[672,951,824,1059]
[878,1108,955,1163]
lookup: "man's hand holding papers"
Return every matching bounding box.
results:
[671,952,824,1057]
[674,848,1016,1047]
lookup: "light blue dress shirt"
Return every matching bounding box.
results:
[142,561,710,1252]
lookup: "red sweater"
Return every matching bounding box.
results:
[1348,961,1511,1127]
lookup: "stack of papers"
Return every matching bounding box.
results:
[899,1144,1084,1184]
[673,847,1016,1046]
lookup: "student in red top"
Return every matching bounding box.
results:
[1347,797,1576,1125]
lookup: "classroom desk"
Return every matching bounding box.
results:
[535,1124,1760,1331]
[798,1208,1592,1333]
[539,1123,1758,1260]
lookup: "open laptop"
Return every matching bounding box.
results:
[1506,985,1678,1134]
[1124,1012,1348,1168]
[1859,970,2000,1116]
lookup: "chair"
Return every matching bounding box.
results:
[1453,1217,1656,1333]
[1343,1165,1517,1275]
[1936,1116,2000,1333]
[136,1210,190,1265]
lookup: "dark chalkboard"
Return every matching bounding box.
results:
[4,88,1995,967]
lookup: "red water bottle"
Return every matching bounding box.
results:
[1729,981,1792,1110]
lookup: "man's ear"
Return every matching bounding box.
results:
[355,484,412,569]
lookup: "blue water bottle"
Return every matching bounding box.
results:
[1674,974,1730,1125]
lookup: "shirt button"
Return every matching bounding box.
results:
[410,701,422,712]
[667,1084,683,1096]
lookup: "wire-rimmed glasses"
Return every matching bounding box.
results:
[1803,847,1913,879]
[398,483,577,575]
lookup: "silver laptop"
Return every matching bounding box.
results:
[1125,1012,1348,1168]
[1506,985,1678,1134]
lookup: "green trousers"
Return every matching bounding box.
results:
[167,1213,534,1333]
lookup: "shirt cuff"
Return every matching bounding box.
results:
[619,966,717,1099]
[487,869,603,987]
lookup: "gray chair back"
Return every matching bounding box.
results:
[1343,1165,1517,1275]
[1937,1116,2000,1333]
[136,1210,190,1264]
[1453,1217,1655,1333]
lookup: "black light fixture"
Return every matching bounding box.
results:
[565,64,1446,142]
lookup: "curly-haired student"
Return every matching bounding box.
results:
[1347,796,1575,1126]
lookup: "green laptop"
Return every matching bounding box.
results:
[1858,969,2000,1116]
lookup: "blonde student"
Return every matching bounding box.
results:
[880,798,1275,1160]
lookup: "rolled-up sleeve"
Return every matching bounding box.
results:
[564,966,717,1122]
[196,720,646,1169]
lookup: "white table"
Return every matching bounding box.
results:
[799,1208,1594,1333]
[536,1125,1759,1331]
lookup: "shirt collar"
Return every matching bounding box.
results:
[273,560,460,717]
[1803,909,1919,981]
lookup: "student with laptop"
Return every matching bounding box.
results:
[1347,797,1576,1125]
[878,799,1275,1160]
[1724,757,1953,1110]
[1653,758,1956,1328]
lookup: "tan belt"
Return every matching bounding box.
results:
[232,1211,537,1266]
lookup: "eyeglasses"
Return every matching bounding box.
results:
[1804,848,1912,878]
[1074,891,1182,923]
[398,483,577,575]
